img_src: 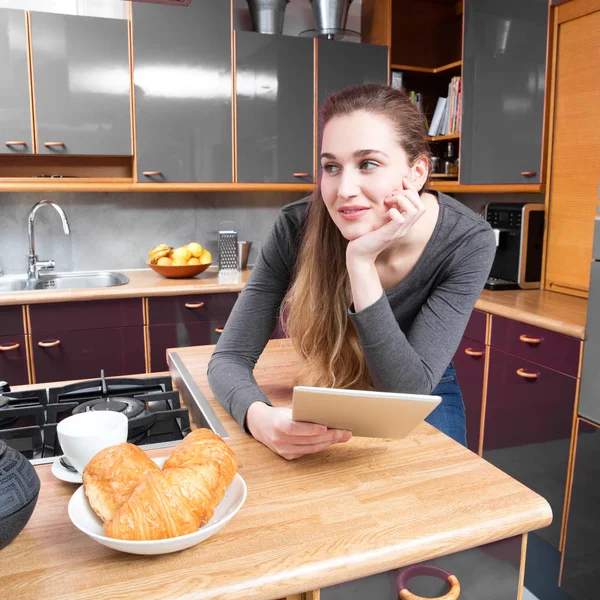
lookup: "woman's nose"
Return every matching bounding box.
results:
[337,169,360,198]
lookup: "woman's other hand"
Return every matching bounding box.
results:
[246,401,352,460]
[346,177,426,264]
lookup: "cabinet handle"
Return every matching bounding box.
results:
[516,368,539,380]
[464,347,484,357]
[5,141,27,147]
[293,172,311,177]
[43,141,65,147]
[0,343,20,351]
[184,302,205,309]
[143,171,162,177]
[520,171,537,177]
[397,565,460,600]
[38,340,61,348]
[215,328,224,334]
[519,334,542,344]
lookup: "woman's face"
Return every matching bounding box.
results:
[320,110,420,241]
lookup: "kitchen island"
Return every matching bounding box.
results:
[1,339,552,600]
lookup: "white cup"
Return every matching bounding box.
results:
[57,411,128,474]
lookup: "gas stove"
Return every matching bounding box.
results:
[0,371,191,465]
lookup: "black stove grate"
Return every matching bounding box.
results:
[0,375,191,461]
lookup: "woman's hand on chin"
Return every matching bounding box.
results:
[246,401,352,460]
[346,177,426,265]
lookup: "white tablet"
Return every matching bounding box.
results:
[291,386,441,439]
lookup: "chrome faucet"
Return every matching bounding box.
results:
[27,200,71,286]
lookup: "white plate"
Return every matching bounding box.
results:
[68,457,247,555]
[52,456,83,484]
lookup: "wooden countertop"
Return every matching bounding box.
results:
[476,288,587,340]
[1,339,552,600]
[0,267,587,338]
[0,268,249,306]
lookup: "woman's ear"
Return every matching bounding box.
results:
[411,155,430,192]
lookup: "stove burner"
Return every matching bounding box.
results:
[92,400,129,413]
[72,396,156,438]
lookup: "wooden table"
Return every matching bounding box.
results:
[1,340,552,600]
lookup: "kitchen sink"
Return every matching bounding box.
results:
[0,271,129,292]
[34,271,129,290]
[0,277,27,293]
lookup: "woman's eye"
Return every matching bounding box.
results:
[360,160,379,171]
[323,163,340,173]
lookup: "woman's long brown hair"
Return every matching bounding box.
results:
[283,84,432,389]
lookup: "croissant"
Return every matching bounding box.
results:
[104,462,226,540]
[84,428,239,541]
[83,442,160,522]
[163,428,238,486]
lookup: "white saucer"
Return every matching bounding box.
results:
[51,456,83,484]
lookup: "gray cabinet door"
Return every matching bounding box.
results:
[30,13,131,156]
[460,0,548,184]
[317,41,389,110]
[132,0,232,183]
[0,9,33,155]
[578,260,600,424]
[236,32,313,184]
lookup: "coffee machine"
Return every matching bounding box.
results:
[484,203,545,290]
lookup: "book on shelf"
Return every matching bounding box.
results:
[408,90,429,131]
[427,76,462,137]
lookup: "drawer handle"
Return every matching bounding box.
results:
[520,171,537,177]
[0,343,20,351]
[38,340,61,348]
[5,141,27,147]
[397,565,460,600]
[293,172,311,177]
[519,334,542,344]
[43,141,65,147]
[184,302,205,309]
[464,347,484,357]
[516,368,539,380]
[143,171,162,177]
[215,328,224,334]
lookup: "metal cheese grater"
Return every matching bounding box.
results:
[218,221,239,279]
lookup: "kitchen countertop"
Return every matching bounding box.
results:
[0,267,249,306]
[0,267,587,338]
[1,339,552,600]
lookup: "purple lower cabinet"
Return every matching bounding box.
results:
[484,348,576,451]
[32,326,145,383]
[149,321,225,372]
[463,309,487,344]
[483,347,576,551]
[453,335,485,453]
[0,305,25,336]
[29,298,143,334]
[148,293,238,326]
[0,334,29,385]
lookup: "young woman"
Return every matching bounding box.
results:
[208,84,496,459]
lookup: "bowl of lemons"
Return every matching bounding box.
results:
[146,242,212,279]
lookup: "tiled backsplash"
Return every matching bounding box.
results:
[0,190,544,276]
[0,191,306,275]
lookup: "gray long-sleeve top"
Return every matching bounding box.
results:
[207,191,496,431]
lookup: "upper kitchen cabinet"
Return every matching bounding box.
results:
[29,12,131,156]
[0,9,33,156]
[236,32,314,184]
[132,0,232,183]
[460,0,548,185]
[317,40,389,111]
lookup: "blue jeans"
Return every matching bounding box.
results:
[425,362,467,447]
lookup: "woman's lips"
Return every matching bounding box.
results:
[338,206,370,221]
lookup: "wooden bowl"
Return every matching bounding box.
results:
[146,262,210,279]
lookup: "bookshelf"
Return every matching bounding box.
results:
[389,0,463,182]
